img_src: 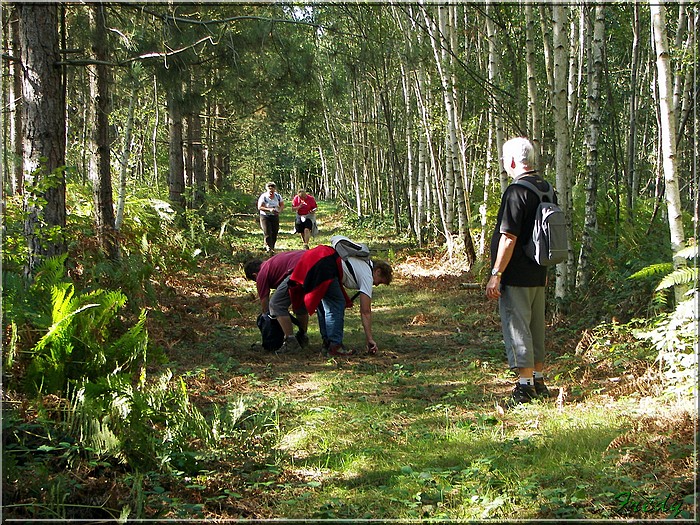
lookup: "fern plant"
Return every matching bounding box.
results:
[67,370,249,473]
[631,244,698,400]
[9,255,149,396]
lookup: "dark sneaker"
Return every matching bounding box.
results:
[277,336,301,354]
[510,383,537,405]
[328,343,355,356]
[322,338,331,351]
[534,377,550,398]
[296,331,309,349]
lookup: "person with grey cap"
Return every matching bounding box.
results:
[257,182,284,252]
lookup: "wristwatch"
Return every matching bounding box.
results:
[491,268,502,278]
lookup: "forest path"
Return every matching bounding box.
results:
[145,249,575,411]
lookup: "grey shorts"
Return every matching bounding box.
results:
[269,275,307,318]
[499,285,546,369]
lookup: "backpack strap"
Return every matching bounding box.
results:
[345,261,361,302]
[343,258,372,302]
[514,178,554,203]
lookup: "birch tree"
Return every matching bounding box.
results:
[577,4,605,289]
[525,4,542,168]
[650,1,687,302]
[626,3,642,217]
[552,4,573,301]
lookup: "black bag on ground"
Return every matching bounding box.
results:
[256,313,300,351]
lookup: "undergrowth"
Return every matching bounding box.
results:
[2,191,696,520]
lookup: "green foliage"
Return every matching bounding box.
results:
[1,254,148,396]
[1,195,28,270]
[630,244,698,398]
[68,371,240,472]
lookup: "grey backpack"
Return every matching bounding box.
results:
[330,235,372,298]
[330,235,371,263]
[514,179,567,266]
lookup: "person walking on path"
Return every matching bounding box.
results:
[288,244,393,356]
[257,181,284,252]
[486,137,553,405]
[291,188,318,250]
[244,250,308,353]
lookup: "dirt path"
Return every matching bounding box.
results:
[145,253,529,406]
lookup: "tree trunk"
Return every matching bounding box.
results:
[552,4,573,302]
[116,85,137,231]
[525,4,542,168]
[88,4,118,260]
[626,3,641,218]
[167,82,186,214]
[18,3,66,276]
[577,4,605,289]
[9,10,24,194]
[482,2,501,256]
[189,95,206,209]
[650,1,687,302]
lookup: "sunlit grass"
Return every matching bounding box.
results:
[260,354,693,520]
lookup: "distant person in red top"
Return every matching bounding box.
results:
[291,188,318,250]
[244,250,308,352]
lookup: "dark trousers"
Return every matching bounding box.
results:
[260,214,279,250]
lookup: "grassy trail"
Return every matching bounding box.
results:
[144,206,695,520]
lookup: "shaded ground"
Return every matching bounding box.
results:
[135,250,695,520]
[147,252,508,399]
[4,249,695,521]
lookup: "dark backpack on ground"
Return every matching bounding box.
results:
[256,313,299,351]
[514,179,567,266]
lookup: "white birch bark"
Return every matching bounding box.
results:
[577,4,605,289]
[626,3,641,216]
[650,1,687,301]
[525,4,542,168]
[116,87,136,231]
[552,4,573,301]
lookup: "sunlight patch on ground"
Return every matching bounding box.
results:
[292,380,324,395]
[396,255,472,278]
[290,467,331,481]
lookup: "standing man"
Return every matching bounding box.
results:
[291,188,318,250]
[288,245,393,356]
[486,137,552,405]
[244,250,308,353]
[257,181,284,252]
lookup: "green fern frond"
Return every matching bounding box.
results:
[32,254,69,292]
[628,263,673,281]
[34,303,100,354]
[108,309,148,373]
[675,244,699,261]
[656,266,698,291]
[50,283,75,324]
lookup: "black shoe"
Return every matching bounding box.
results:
[510,383,537,405]
[322,338,331,350]
[296,331,309,349]
[277,336,301,354]
[534,377,550,398]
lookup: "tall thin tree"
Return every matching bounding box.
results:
[650,1,687,302]
[88,4,118,259]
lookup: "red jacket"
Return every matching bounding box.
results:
[288,245,352,314]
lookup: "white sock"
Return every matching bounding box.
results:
[519,377,533,386]
[533,371,544,380]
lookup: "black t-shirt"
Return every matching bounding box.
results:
[490,174,553,287]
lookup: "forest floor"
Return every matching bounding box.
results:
[3,204,695,521]
[138,243,696,520]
